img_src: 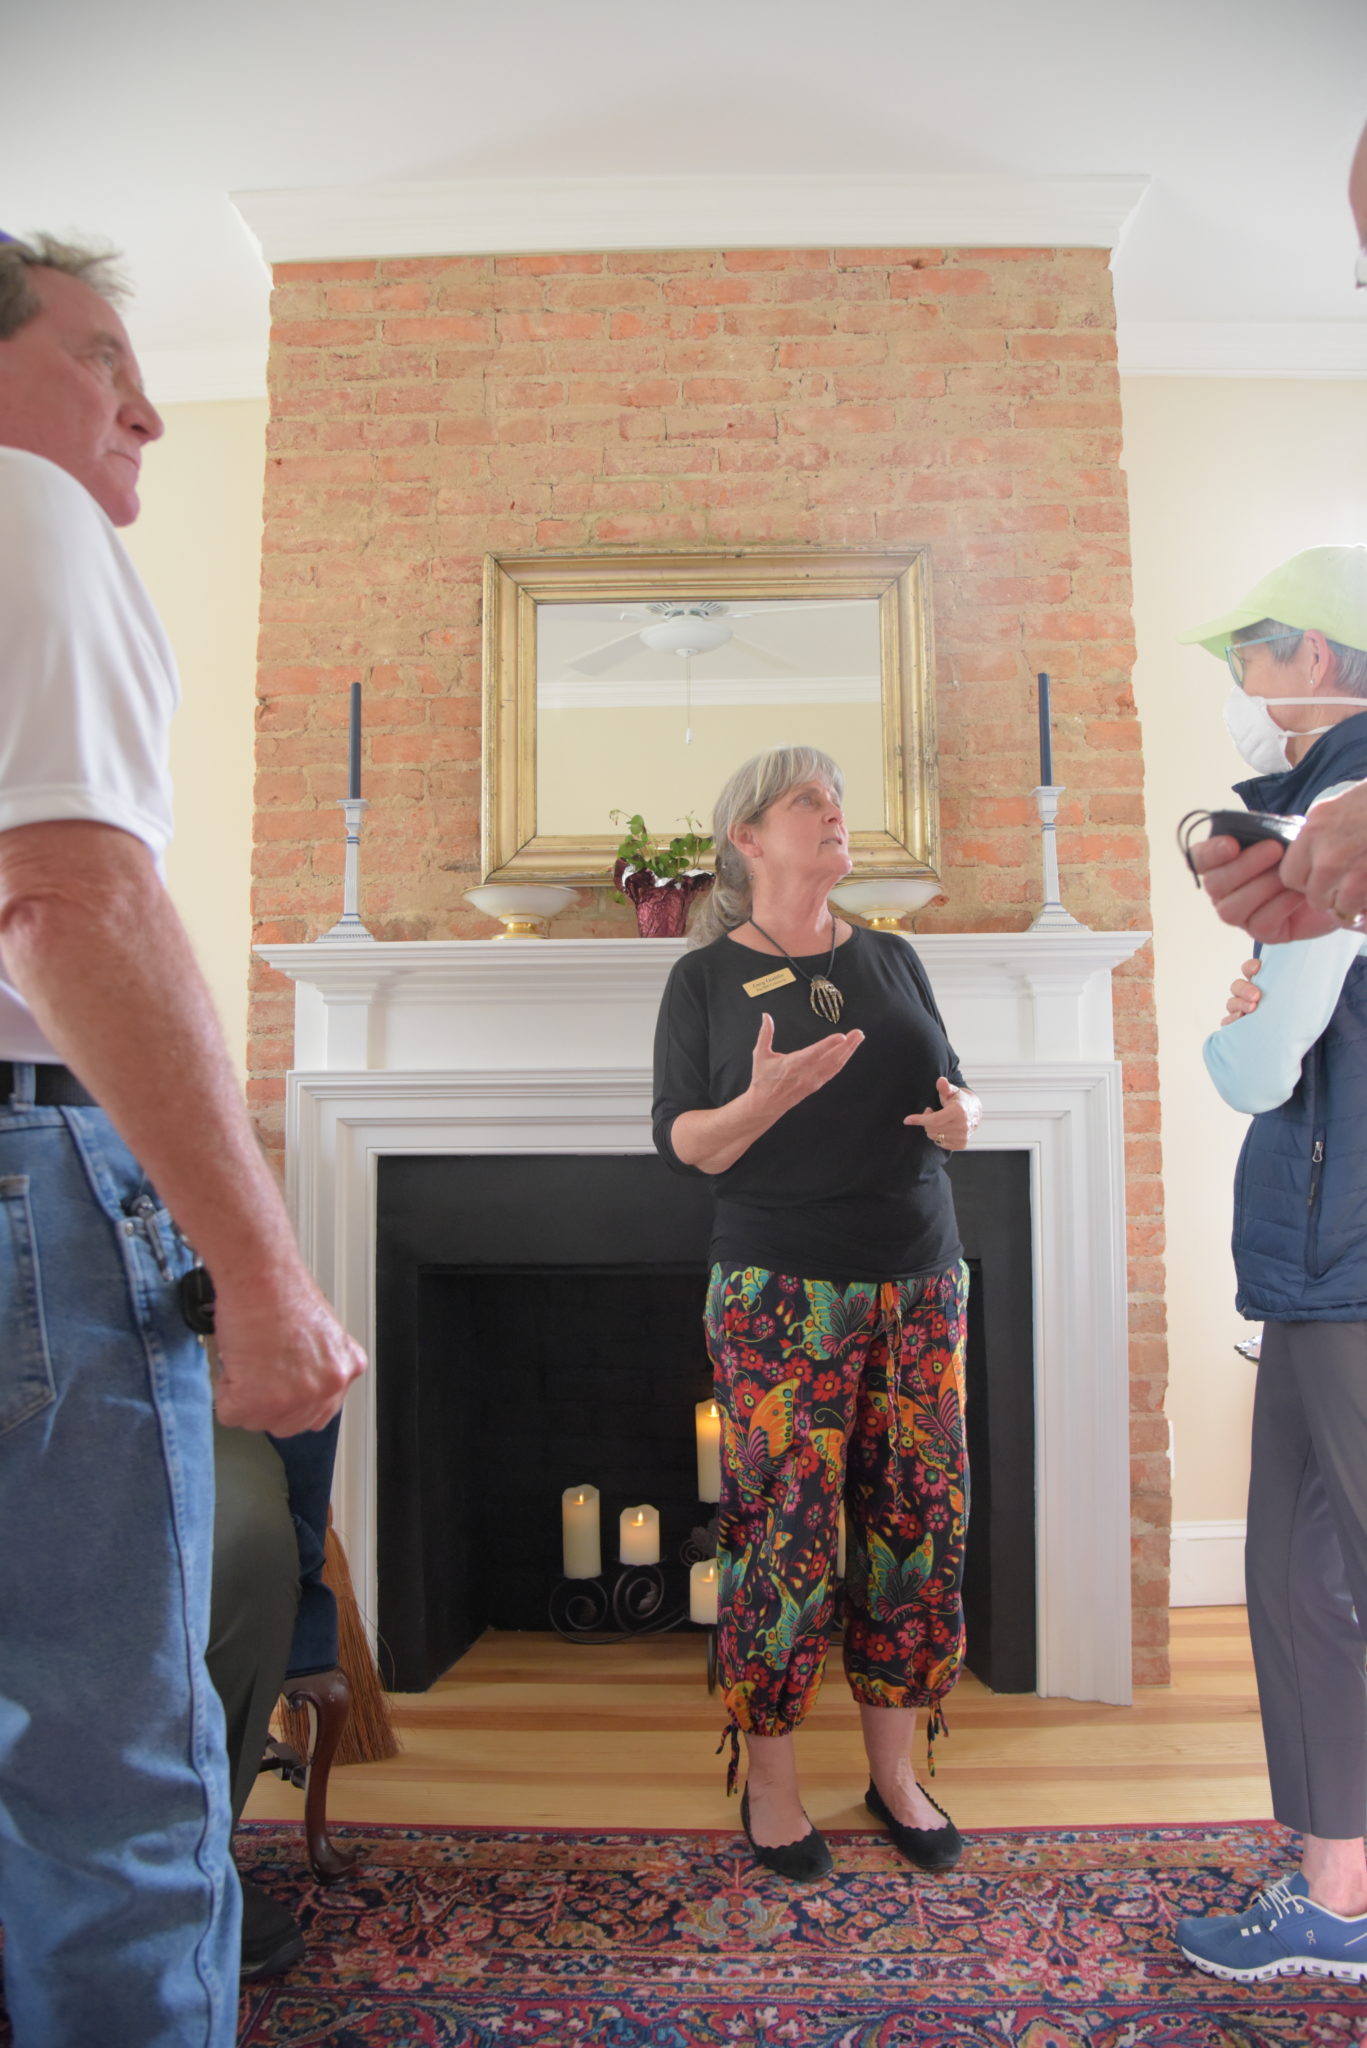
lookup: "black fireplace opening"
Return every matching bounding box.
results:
[375,1150,1034,1695]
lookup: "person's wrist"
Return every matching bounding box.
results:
[210,1247,321,1310]
[741,1081,773,1124]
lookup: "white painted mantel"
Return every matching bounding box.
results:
[258,928,1149,1704]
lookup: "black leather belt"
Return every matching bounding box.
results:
[0,1061,98,1107]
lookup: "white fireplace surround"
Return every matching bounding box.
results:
[259,928,1150,1705]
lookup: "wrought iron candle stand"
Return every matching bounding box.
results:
[550,1513,720,1691]
[549,1516,857,1698]
[548,1563,677,1643]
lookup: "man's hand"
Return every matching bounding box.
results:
[212,1266,367,1437]
[0,821,371,1429]
[904,1077,979,1151]
[1279,782,1367,926]
[1189,834,1341,943]
[1221,957,1262,1026]
[747,1009,865,1118]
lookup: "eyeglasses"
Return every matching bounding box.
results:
[1224,631,1300,685]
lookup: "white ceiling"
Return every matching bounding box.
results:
[9,0,1367,399]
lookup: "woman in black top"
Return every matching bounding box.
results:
[654,744,979,1881]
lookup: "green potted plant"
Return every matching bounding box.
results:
[611,812,714,938]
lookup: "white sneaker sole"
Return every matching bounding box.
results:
[1180,1944,1367,1984]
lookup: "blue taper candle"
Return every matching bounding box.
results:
[347,681,362,799]
[1037,671,1053,786]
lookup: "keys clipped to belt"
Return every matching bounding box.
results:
[178,1263,216,1337]
[122,1191,217,1343]
[180,1263,220,1380]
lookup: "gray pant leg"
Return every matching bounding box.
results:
[207,1422,300,1829]
[1246,1321,1367,1837]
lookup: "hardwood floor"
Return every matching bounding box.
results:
[246,1607,1270,1834]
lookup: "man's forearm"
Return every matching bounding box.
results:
[0,832,298,1293]
[1281,780,1367,921]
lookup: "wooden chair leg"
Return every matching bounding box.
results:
[283,1666,362,1883]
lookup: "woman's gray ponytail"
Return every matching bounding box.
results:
[688,744,845,948]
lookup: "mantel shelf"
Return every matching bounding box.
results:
[257,928,1149,1073]
[257,927,1151,1004]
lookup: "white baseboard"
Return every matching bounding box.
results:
[1170,1520,1247,1607]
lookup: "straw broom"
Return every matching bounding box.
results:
[276,1513,400,1766]
[220,1149,401,1768]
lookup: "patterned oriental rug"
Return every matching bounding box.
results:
[223,1820,1367,2048]
[3,1822,1361,2047]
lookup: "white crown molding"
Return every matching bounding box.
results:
[1119,319,1367,379]
[231,172,1150,265]
[140,345,267,405]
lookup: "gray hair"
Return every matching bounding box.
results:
[1234,617,1367,699]
[0,234,128,342]
[690,744,845,948]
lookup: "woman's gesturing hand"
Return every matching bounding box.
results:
[747,1010,865,1116]
[1221,957,1262,1027]
[904,1077,979,1152]
[667,1011,866,1176]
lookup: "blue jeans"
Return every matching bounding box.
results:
[0,1078,239,2046]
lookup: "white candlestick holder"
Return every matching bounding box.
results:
[1029,785,1087,933]
[322,797,376,943]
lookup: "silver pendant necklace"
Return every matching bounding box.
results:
[747,917,845,1024]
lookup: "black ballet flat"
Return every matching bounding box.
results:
[864,1779,963,1872]
[740,1786,833,1882]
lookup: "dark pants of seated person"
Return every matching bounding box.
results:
[207,1420,300,1829]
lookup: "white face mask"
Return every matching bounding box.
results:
[1223,687,1365,776]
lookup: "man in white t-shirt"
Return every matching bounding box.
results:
[0,234,365,2047]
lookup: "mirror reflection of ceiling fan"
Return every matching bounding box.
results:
[567,599,867,677]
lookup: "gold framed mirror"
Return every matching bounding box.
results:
[481,547,938,883]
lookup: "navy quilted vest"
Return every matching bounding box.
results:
[1230,712,1367,1321]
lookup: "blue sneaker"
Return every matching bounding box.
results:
[1177,1872,1367,1983]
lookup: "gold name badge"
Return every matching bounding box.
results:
[742,967,797,998]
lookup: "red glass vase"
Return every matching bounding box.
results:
[614,862,714,938]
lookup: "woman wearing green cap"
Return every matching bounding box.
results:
[1191,547,1367,938]
[1175,550,1367,1984]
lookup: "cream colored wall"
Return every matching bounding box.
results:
[1122,377,1367,1523]
[119,400,266,1083]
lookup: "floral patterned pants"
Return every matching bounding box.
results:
[704,1260,970,1743]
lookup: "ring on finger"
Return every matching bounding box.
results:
[1334,900,1367,930]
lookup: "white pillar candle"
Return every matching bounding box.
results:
[689,1557,719,1626]
[619,1503,660,1566]
[836,1504,848,1581]
[695,1398,722,1503]
[561,1484,601,1579]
